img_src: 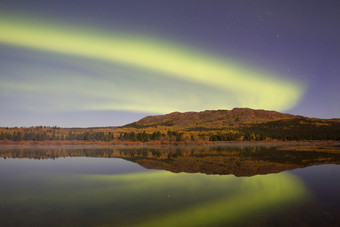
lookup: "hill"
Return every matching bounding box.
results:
[1,108,339,143]
[124,108,303,129]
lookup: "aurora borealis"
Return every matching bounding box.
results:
[0,156,309,226]
[0,0,339,126]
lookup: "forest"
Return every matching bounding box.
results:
[0,118,339,143]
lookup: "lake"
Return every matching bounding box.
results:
[0,144,339,226]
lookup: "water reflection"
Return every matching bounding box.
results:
[0,158,308,227]
[0,145,339,226]
[1,144,339,176]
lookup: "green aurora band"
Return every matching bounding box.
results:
[2,170,309,226]
[0,14,305,113]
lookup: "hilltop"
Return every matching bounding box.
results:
[125,108,305,129]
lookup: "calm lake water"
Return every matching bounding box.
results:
[0,144,339,226]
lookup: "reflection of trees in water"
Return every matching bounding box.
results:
[0,146,340,176]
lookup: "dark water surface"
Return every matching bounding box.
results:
[0,144,339,226]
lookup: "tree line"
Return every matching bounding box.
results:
[0,128,186,142]
[0,118,339,142]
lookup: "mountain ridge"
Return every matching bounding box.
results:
[124,107,311,129]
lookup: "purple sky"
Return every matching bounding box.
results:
[0,0,339,127]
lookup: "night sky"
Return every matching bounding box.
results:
[0,0,339,127]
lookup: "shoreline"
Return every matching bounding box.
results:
[0,140,339,155]
[0,139,338,147]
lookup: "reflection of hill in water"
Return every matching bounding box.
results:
[1,145,340,176]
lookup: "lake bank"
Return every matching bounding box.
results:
[0,140,339,155]
[0,139,339,145]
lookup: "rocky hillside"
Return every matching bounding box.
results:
[124,108,300,129]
